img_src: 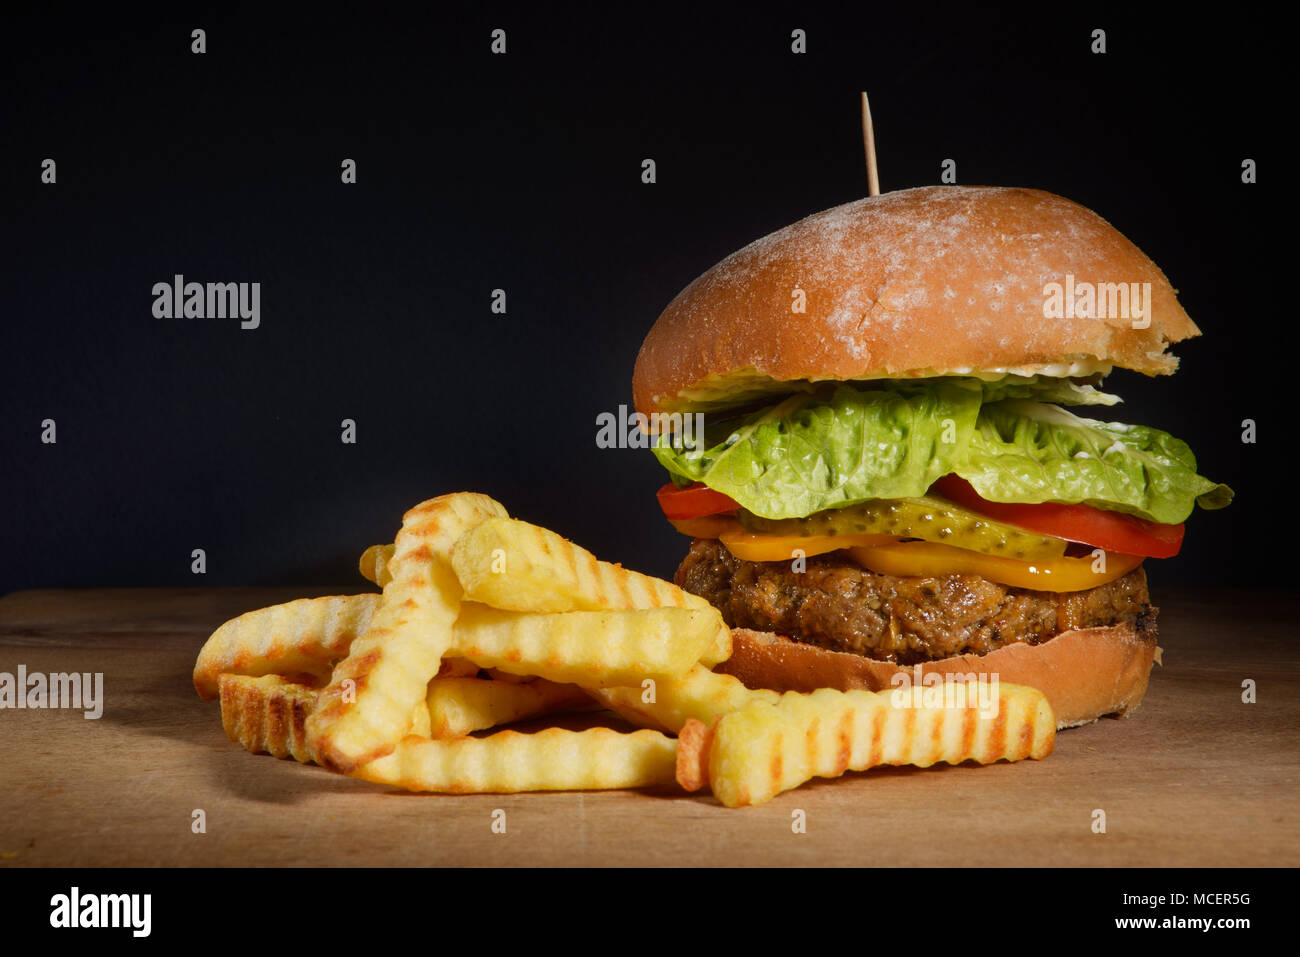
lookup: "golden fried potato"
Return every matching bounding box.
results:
[354,727,678,793]
[424,677,590,738]
[219,673,435,763]
[591,664,780,733]
[219,674,321,764]
[196,591,483,699]
[678,684,1056,807]
[359,543,395,588]
[194,594,382,700]
[450,517,731,666]
[450,604,722,688]
[307,493,508,773]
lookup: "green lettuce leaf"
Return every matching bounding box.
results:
[654,384,1232,525]
[956,400,1233,524]
[653,381,982,519]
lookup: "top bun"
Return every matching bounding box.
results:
[634,186,1199,415]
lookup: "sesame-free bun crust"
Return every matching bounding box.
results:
[716,623,1160,730]
[634,186,1199,414]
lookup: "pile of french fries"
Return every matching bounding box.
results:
[194,492,1056,807]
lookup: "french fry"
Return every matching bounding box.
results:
[359,543,395,588]
[226,669,604,761]
[194,594,381,700]
[219,674,321,764]
[591,664,780,733]
[307,493,508,773]
[220,674,432,763]
[674,716,714,792]
[450,603,722,688]
[677,684,1056,807]
[194,593,477,696]
[354,728,678,793]
[424,677,590,738]
[450,517,731,666]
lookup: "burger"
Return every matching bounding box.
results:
[633,185,1231,728]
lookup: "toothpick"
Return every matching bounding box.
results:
[861,91,880,197]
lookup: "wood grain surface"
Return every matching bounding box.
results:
[1,586,1296,867]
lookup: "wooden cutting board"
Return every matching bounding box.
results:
[1,586,1296,867]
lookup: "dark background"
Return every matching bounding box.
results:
[1,4,1284,592]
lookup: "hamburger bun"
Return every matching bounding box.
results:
[716,624,1161,730]
[634,185,1199,415]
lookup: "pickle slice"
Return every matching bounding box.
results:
[737,496,1068,561]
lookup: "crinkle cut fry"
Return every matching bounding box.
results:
[221,671,592,760]
[451,517,731,666]
[355,727,679,793]
[359,544,395,588]
[591,664,780,733]
[307,493,508,773]
[451,604,722,687]
[424,677,591,739]
[194,594,382,700]
[220,674,321,764]
[199,599,727,714]
[678,684,1056,807]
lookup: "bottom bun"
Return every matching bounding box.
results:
[715,623,1161,730]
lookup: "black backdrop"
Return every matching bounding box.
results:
[1,5,1284,591]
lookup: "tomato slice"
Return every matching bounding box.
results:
[657,482,740,520]
[668,515,745,538]
[929,475,1184,559]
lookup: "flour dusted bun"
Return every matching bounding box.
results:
[634,186,1199,415]
[716,623,1161,730]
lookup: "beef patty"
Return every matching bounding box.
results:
[676,537,1157,664]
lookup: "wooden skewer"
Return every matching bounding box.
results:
[861,91,880,197]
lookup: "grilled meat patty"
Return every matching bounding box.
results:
[675,538,1156,665]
